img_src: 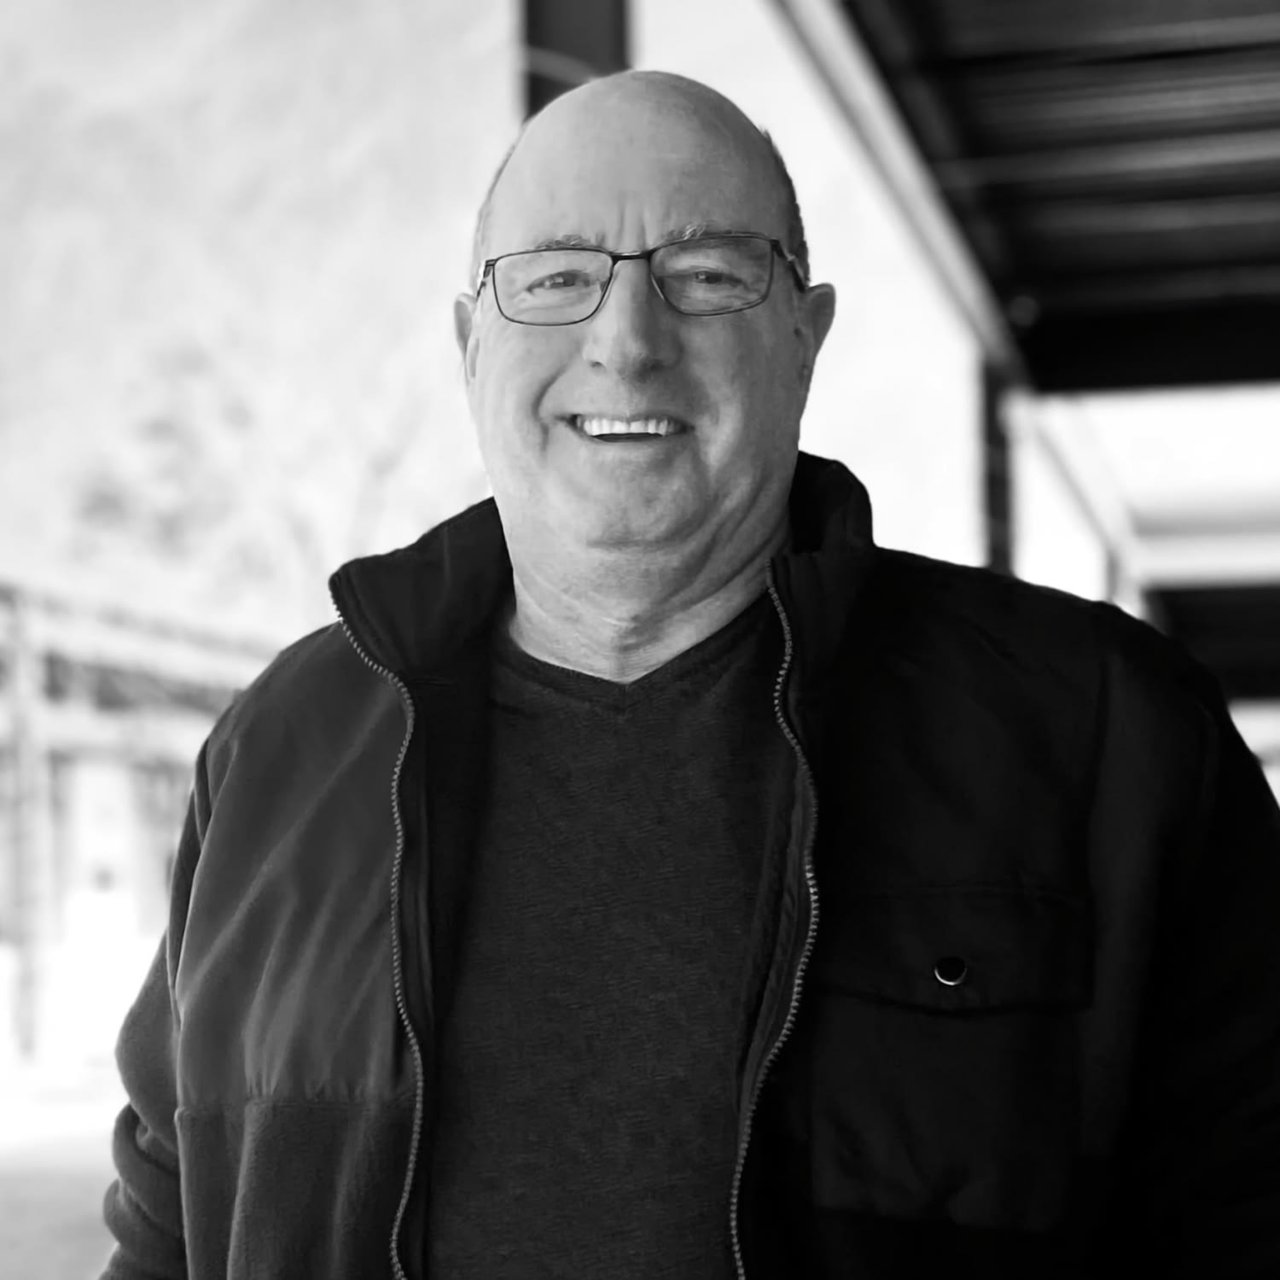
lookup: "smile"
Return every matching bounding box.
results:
[567,414,690,441]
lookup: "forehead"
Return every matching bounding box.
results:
[485,89,784,256]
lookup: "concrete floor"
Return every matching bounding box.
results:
[0,1156,117,1280]
[0,1062,125,1280]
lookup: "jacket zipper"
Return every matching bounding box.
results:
[330,588,424,1280]
[728,572,821,1280]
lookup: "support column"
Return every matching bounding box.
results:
[982,361,1015,577]
[9,589,55,1060]
[523,0,629,116]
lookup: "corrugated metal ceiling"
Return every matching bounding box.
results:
[839,0,1280,391]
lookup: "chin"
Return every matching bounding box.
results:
[573,508,689,550]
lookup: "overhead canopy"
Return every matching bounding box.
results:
[823,0,1280,392]
[770,0,1280,706]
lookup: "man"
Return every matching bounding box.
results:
[102,71,1280,1279]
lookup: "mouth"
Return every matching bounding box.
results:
[564,413,691,442]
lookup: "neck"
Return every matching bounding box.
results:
[504,517,791,684]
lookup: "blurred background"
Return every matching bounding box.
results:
[2,0,1278,1274]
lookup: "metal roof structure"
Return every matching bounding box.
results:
[803,0,1280,393]
[775,0,1280,703]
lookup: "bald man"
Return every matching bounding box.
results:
[102,72,1280,1280]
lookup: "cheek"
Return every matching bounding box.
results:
[703,322,802,422]
[472,328,564,438]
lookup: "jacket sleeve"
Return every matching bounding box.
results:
[98,732,214,1280]
[1117,642,1280,1277]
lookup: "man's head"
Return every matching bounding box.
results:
[454,70,836,581]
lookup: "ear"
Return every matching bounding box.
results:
[454,292,479,382]
[797,282,837,392]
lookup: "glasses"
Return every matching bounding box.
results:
[475,232,808,326]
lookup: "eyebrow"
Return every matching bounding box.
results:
[528,222,738,252]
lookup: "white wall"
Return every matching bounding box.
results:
[1012,420,1113,603]
[1230,703,1280,802]
[633,0,984,566]
[1008,394,1142,611]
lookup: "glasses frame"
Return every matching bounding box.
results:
[474,231,809,326]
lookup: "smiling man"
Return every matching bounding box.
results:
[455,72,834,683]
[102,71,1280,1280]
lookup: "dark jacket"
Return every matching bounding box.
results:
[102,452,1280,1279]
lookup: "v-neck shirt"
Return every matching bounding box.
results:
[426,590,795,1278]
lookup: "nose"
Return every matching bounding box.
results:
[579,258,681,377]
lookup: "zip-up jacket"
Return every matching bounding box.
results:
[101,451,1280,1279]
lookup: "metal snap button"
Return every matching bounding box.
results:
[933,956,968,986]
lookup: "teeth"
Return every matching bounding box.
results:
[576,415,683,438]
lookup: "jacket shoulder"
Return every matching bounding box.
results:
[201,621,391,786]
[871,547,1098,646]
[868,548,1224,723]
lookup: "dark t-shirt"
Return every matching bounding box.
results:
[425,592,794,1278]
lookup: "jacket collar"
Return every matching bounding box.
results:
[328,450,876,682]
[771,451,876,707]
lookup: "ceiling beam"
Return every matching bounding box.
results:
[936,129,1280,192]
[1023,301,1280,390]
[1033,263,1280,312]
[919,8,1280,61]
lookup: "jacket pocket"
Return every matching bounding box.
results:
[801,885,1092,1231]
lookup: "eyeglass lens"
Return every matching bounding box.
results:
[493,235,775,324]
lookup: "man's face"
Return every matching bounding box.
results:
[455,75,836,568]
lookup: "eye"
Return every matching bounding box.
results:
[527,270,593,293]
[690,267,742,286]
[667,265,748,289]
